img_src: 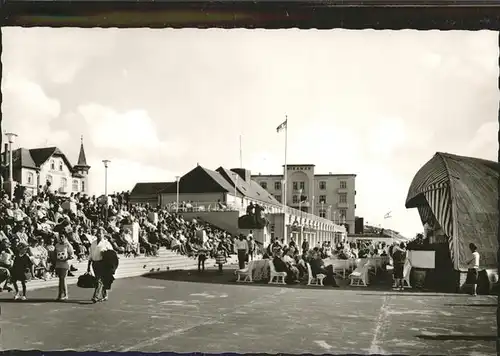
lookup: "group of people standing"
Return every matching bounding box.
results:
[1,226,117,302]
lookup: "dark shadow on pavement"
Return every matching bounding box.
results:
[417,334,496,341]
[444,304,497,307]
[0,298,94,305]
[141,267,392,291]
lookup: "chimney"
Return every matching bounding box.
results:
[230,168,252,184]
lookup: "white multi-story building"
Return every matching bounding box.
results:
[251,164,356,233]
[4,138,91,196]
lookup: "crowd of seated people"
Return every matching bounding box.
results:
[0,184,236,293]
[261,237,339,287]
[257,237,400,287]
[331,241,392,260]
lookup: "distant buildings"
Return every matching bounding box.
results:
[2,138,90,196]
[251,164,356,233]
[131,165,347,246]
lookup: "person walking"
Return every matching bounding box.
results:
[234,234,248,269]
[87,228,113,303]
[11,242,33,300]
[465,243,480,296]
[54,232,74,301]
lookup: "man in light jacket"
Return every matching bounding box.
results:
[234,234,248,269]
[87,228,113,303]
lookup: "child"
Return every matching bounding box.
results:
[11,242,33,300]
[215,242,227,274]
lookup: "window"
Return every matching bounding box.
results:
[260,182,267,189]
[292,181,298,191]
[72,179,79,191]
[50,160,55,170]
[340,180,347,189]
[319,209,326,218]
[81,181,85,192]
[299,181,305,190]
[274,181,281,191]
[26,172,34,185]
[275,194,281,202]
[46,175,53,184]
[59,162,63,171]
[319,195,326,204]
[339,193,347,203]
[319,181,326,190]
[340,209,347,219]
[292,195,298,204]
[61,177,68,188]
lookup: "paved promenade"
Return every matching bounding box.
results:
[0,269,497,355]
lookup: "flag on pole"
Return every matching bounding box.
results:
[276,119,287,133]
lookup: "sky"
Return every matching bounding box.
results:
[2,28,498,238]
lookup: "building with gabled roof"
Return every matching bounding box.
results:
[152,164,346,246]
[3,137,91,196]
[130,182,175,206]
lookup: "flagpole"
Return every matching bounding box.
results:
[283,115,288,243]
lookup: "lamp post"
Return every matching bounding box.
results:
[102,160,110,220]
[175,176,180,213]
[5,133,17,200]
[311,195,315,216]
[321,201,324,219]
[328,205,332,221]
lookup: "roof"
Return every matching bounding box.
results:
[405,152,499,269]
[157,165,281,206]
[216,167,280,205]
[283,164,316,167]
[29,147,73,171]
[12,148,38,170]
[130,182,174,196]
[75,138,90,168]
[159,166,235,194]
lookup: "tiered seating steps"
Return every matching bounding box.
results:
[25,248,237,291]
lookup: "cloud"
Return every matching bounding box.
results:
[465,121,498,161]
[1,74,68,148]
[78,103,185,160]
[2,27,118,84]
[87,157,181,195]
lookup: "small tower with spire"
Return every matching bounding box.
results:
[72,135,91,194]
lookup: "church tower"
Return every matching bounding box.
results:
[73,135,91,194]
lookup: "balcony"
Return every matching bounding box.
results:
[337,187,348,193]
[337,202,349,208]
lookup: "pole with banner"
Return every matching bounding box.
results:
[277,116,288,243]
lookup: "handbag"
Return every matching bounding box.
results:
[77,272,97,288]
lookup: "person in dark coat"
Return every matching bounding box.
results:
[11,242,33,300]
[101,249,119,290]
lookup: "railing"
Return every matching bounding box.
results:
[163,200,341,229]
[163,201,240,213]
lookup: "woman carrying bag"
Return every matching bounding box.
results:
[54,232,74,301]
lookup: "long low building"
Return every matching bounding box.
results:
[131,165,347,248]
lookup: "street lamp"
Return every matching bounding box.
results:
[102,160,110,220]
[5,132,17,200]
[328,205,332,221]
[175,176,180,213]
